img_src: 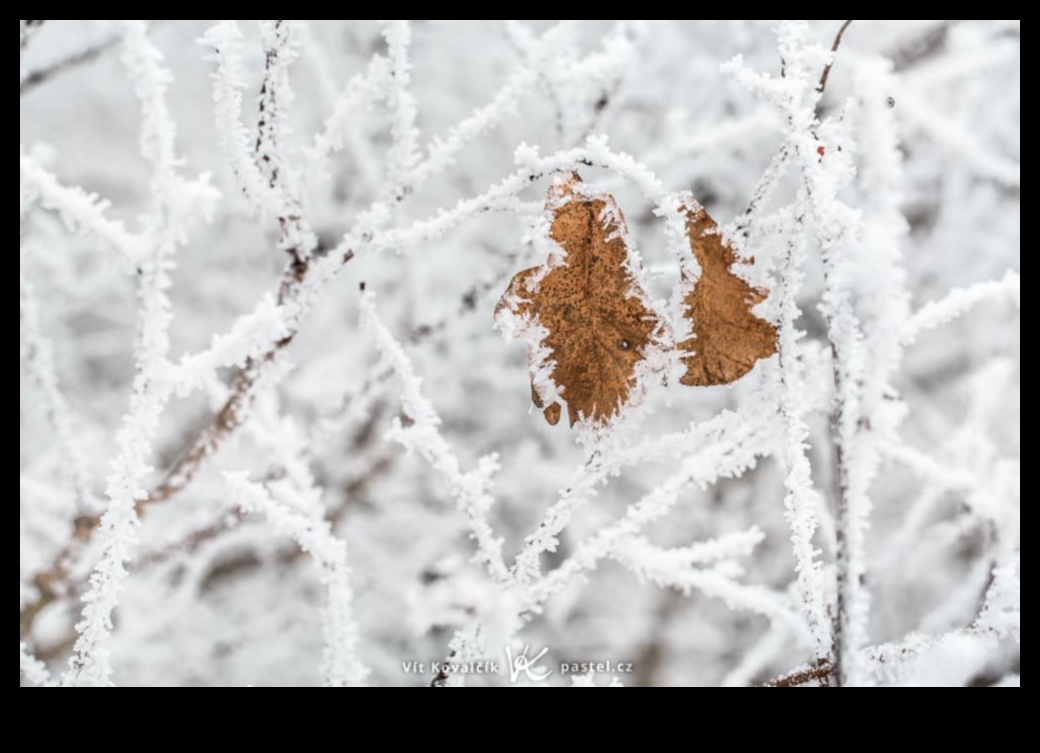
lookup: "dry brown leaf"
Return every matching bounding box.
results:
[496,175,663,429]
[678,200,777,386]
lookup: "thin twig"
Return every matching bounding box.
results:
[817,20,854,96]
[809,22,858,687]
[761,659,834,687]
[146,350,287,507]
[889,21,957,72]
[828,340,853,688]
[744,23,852,240]
[430,649,456,687]
[736,144,789,240]
[20,20,45,52]
[21,35,120,96]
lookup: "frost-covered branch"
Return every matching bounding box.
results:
[512,389,778,585]
[613,534,808,638]
[306,53,392,181]
[198,21,281,214]
[522,407,776,611]
[226,472,369,686]
[19,153,142,262]
[21,33,121,96]
[20,642,55,687]
[902,270,1020,344]
[726,21,875,684]
[20,274,93,508]
[63,20,214,686]
[382,20,420,200]
[360,291,508,582]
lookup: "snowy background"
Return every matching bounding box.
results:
[20,20,1019,687]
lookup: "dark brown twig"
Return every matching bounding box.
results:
[21,35,120,96]
[817,20,854,96]
[889,21,957,72]
[151,345,291,507]
[761,659,834,687]
[430,649,456,687]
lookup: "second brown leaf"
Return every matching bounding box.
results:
[678,199,777,386]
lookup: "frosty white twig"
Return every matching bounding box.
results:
[901,270,1020,344]
[360,291,509,581]
[522,406,776,610]
[20,642,55,687]
[226,472,369,686]
[306,53,392,182]
[63,19,214,687]
[199,21,282,214]
[382,20,420,200]
[512,389,778,584]
[725,21,879,683]
[20,274,93,509]
[612,533,809,640]
[19,154,143,262]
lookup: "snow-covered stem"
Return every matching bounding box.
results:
[770,238,831,656]
[405,67,538,188]
[143,20,322,508]
[306,53,392,181]
[895,83,1020,189]
[793,40,865,689]
[612,533,808,639]
[226,472,369,686]
[727,20,875,684]
[20,273,93,508]
[20,642,55,687]
[902,270,1020,344]
[359,291,508,581]
[512,389,779,585]
[63,20,206,686]
[332,138,669,262]
[198,20,280,214]
[522,406,775,611]
[19,153,142,262]
[255,20,317,264]
[381,20,420,200]
[255,21,294,189]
